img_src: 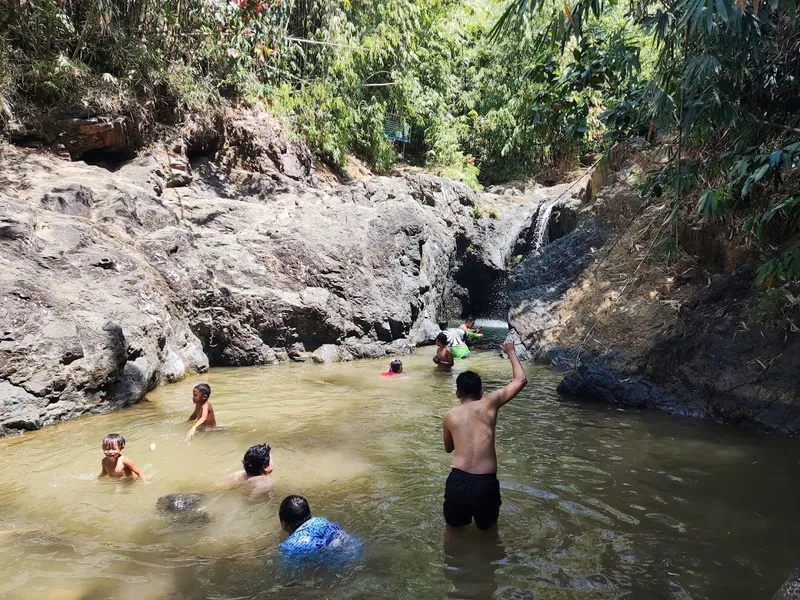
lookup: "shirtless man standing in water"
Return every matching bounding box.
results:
[441,340,527,530]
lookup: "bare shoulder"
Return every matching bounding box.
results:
[443,406,458,423]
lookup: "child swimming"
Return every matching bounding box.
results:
[98,433,148,482]
[380,359,403,377]
[278,495,360,561]
[433,332,454,372]
[186,383,216,441]
[230,443,274,500]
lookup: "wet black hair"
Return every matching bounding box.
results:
[436,332,448,345]
[243,443,271,476]
[456,371,483,399]
[389,359,403,373]
[279,495,312,531]
[194,383,211,398]
[438,321,448,331]
[102,433,125,449]
[464,316,476,325]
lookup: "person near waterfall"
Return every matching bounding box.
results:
[441,326,471,359]
[441,340,527,530]
[458,317,484,346]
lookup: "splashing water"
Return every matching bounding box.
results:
[474,318,509,330]
[533,196,566,249]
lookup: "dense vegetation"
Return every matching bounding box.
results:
[0,0,798,280]
[0,0,647,185]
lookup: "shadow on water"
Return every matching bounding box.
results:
[443,526,506,600]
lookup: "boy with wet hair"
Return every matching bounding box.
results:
[186,383,216,441]
[459,317,484,344]
[99,433,148,482]
[441,340,527,530]
[433,332,454,372]
[231,443,274,500]
[380,359,403,377]
[278,495,360,560]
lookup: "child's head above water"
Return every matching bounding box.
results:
[388,359,403,374]
[436,332,448,347]
[102,433,125,456]
[279,494,311,533]
[192,383,211,404]
[456,371,483,400]
[243,443,272,476]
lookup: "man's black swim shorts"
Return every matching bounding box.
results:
[443,467,501,530]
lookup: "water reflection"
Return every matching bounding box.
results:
[443,526,506,600]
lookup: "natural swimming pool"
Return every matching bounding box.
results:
[1,335,799,599]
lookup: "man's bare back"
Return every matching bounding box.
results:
[441,340,526,529]
[443,399,499,474]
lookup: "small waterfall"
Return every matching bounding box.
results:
[533,197,566,250]
[474,318,509,329]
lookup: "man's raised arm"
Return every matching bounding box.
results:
[486,340,527,409]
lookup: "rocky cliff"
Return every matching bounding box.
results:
[507,148,800,437]
[0,116,583,435]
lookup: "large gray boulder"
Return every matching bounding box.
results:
[1,139,583,434]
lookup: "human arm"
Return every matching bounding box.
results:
[123,457,148,483]
[98,461,107,478]
[485,340,528,409]
[186,403,208,440]
[443,414,455,454]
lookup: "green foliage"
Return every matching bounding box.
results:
[1,0,646,187]
[0,0,290,120]
[495,0,799,280]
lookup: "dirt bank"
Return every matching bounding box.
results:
[508,148,800,436]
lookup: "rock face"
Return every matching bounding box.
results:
[156,493,209,524]
[0,127,581,434]
[774,568,800,600]
[507,150,800,437]
[508,220,606,352]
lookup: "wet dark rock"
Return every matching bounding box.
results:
[156,493,210,524]
[556,268,800,436]
[508,220,606,353]
[510,206,800,435]
[157,492,206,512]
[774,568,800,600]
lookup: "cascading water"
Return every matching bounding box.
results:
[533,196,566,250]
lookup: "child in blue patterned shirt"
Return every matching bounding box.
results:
[278,495,361,562]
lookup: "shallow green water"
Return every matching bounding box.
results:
[1,333,799,599]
